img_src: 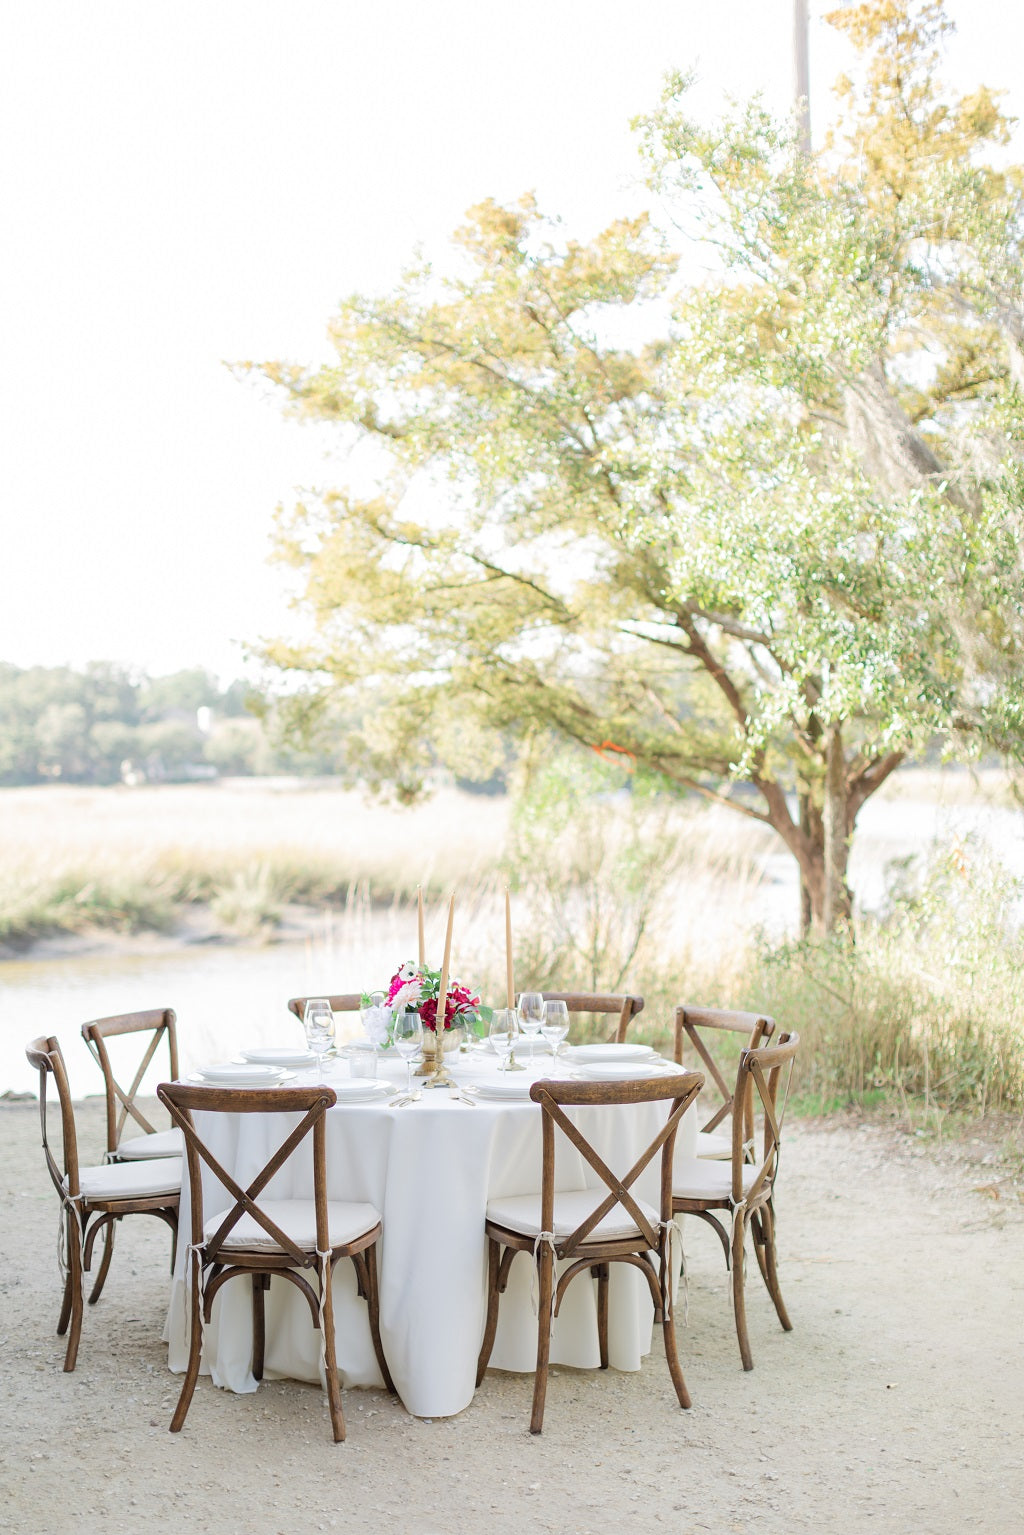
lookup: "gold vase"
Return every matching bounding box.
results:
[415,1026,461,1075]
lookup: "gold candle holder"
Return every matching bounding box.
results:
[424,893,457,1090]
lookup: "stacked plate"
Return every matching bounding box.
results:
[190,1063,295,1087]
[240,1047,318,1069]
[564,1043,679,1082]
[469,1078,535,1102]
[331,1080,398,1105]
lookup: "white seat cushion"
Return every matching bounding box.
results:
[486,1188,660,1243]
[672,1159,760,1201]
[696,1128,732,1160]
[204,1199,382,1252]
[117,1128,184,1160]
[69,1157,183,1201]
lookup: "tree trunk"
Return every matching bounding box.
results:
[822,722,853,933]
[798,789,813,937]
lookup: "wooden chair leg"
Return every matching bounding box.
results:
[319,1257,346,1444]
[529,1246,554,1435]
[662,1309,692,1410]
[594,1264,609,1370]
[251,1273,269,1381]
[476,1238,501,1389]
[731,1213,754,1372]
[362,1244,397,1395]
[56,1260,74,1336]
[170,1260,204,1432]
[759,1202,793,1332]
[88,1219,117,1305]
[62,1214,85,1372]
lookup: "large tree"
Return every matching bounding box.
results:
[254,0,1024,933]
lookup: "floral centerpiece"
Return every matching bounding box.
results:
[382,962,489,1034]
[362,963,490,1052]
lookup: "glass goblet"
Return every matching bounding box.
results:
[302,998,335,1082]
[518,991,544,1065]
[488,1007,519,1072]
[540,999,570,1060]
[392,1009,424,1099]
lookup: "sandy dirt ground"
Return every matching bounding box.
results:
[1,1097,1021,1535]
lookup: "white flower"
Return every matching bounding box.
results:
[397,961,419,982]
[392,979,423,1013]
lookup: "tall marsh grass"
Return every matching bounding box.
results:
[3,778,1023,1117]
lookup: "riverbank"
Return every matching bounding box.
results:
[2,1097,1021,1535]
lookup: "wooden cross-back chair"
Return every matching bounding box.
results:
[287,994,361,1022]
[539,992,645,1045]
[26,1035,181,1372]
[673,1006,775,1159]
[157,1082,394,1442]
[476,1070,703,1433]
[672,1032,799,1370]
[81,1008,183,1162]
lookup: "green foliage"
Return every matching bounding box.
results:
[250,1,1024,933]
[744,840,1024,1112]
[0,663,327,785]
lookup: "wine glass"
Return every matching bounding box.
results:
[540,999,570,1059]
[392,1010,424,1099]
[517,991,544,1066]
[302,998,335,1081]
[488,1007,519,1072]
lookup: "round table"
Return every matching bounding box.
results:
[164,1048,698,1418]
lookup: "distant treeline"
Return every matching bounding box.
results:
[0,663,336,785]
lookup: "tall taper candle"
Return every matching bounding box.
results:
[417,885,425,968]
[435,894,455,1044]
[505,886,515,1008]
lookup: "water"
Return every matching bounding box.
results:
[6,791,1024,1100]
[2,910,412,1100]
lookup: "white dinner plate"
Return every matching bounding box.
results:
[474,1036,552,1054]
[564,1043,657,1064]
[469,1079,536,1101]
[240,1047,317,1068]
[191,1065,294,1086]
[330,1080,398,1103]
[574,1060,681,1082]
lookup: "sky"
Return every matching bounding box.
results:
[2,0,1022,683]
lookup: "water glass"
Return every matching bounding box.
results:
[348,1041,378,1080]
[540,999,570,1058]
[392,1010,424,1098]
[302,998,335,1080]
[518,991,544,1065]
[488,1007,519,1072]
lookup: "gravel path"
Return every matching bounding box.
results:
[1,1098,1021,1535]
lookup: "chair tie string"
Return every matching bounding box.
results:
[658,1217,687,1323]
[56,1190,86,1285]
[316,1248,334,1395]
[530,1231,558,1318]
[182,1242,209,1366]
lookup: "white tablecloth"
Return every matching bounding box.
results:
[165,1051,697,1418]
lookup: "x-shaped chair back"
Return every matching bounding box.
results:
[26,1035,83,1200]
[530,1073,704,1256]
[82,1008,179,1157]
[674,1007,774,1138]
[539,992,645,1046]
[157,1083,336,1268]
[732,1033,798,1209]
[287,994,361,1023]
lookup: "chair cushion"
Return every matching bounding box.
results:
[695,1128,732,1160]
[69,1158,183,1201]
[486,1188,660,1243]
[672,1159,760,1201]
[117,1128,184,1160]
[204,1199,382,1252]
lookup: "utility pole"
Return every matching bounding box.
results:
[794,0,812,156]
